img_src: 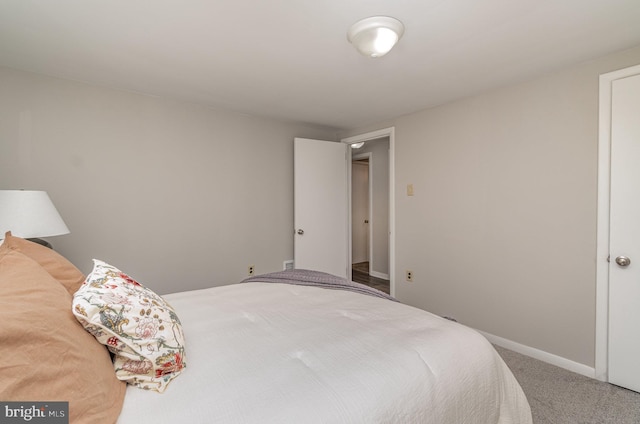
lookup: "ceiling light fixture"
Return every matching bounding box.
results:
[350,142,365,149]
[347,16,405,58]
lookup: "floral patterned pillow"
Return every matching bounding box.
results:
[72,259,186,393]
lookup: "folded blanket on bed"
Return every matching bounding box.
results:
[241,269,396,302]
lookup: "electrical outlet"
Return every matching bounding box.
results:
[248,265,255,276]
[406,270,413,282]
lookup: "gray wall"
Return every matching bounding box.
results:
[0,67,338,294]
[342,45,640,368]
[4,43,640,370]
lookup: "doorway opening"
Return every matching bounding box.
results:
[343,128,394,296]
[351,152,390,294]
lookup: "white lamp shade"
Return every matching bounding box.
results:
[0,190,70,239]
[347,16,405,58]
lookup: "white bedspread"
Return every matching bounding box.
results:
[118,282,531,423]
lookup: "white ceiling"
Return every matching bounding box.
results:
[1,0,640,130]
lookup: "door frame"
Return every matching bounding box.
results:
[595,64,640,382]
[342,127,395,296]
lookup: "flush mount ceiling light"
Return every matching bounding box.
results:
[347,16,405,58]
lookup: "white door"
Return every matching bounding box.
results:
[294,138,348,279]
[608,73,640,392]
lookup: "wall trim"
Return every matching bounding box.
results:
[478,330,596,379]
[370,270,390,280]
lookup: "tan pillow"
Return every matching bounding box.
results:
[2,231,85,295]
[0,245,126,424]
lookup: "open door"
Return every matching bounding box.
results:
[294,138,349,279]
[608,72,640,392]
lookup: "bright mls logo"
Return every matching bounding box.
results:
[1,402,68,423]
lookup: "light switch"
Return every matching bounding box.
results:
[407,184,414,196]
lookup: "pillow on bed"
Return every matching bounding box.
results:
[0,246,126,423]
[2,231,85,295]
[72,259,186,393]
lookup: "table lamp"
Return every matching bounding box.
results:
[0,190,70,248]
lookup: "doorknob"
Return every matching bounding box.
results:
[615,256,631,267]
[297,229,304,235]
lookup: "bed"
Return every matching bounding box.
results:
[0,233,532,424]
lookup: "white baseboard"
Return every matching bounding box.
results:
[478,330,596,379]
[369,270,389,280]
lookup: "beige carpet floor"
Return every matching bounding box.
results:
[495,345,640,423]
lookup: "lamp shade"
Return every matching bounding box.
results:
[0,190,70,239]
[347,16,405,58]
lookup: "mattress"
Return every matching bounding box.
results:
[117,281,531,423]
